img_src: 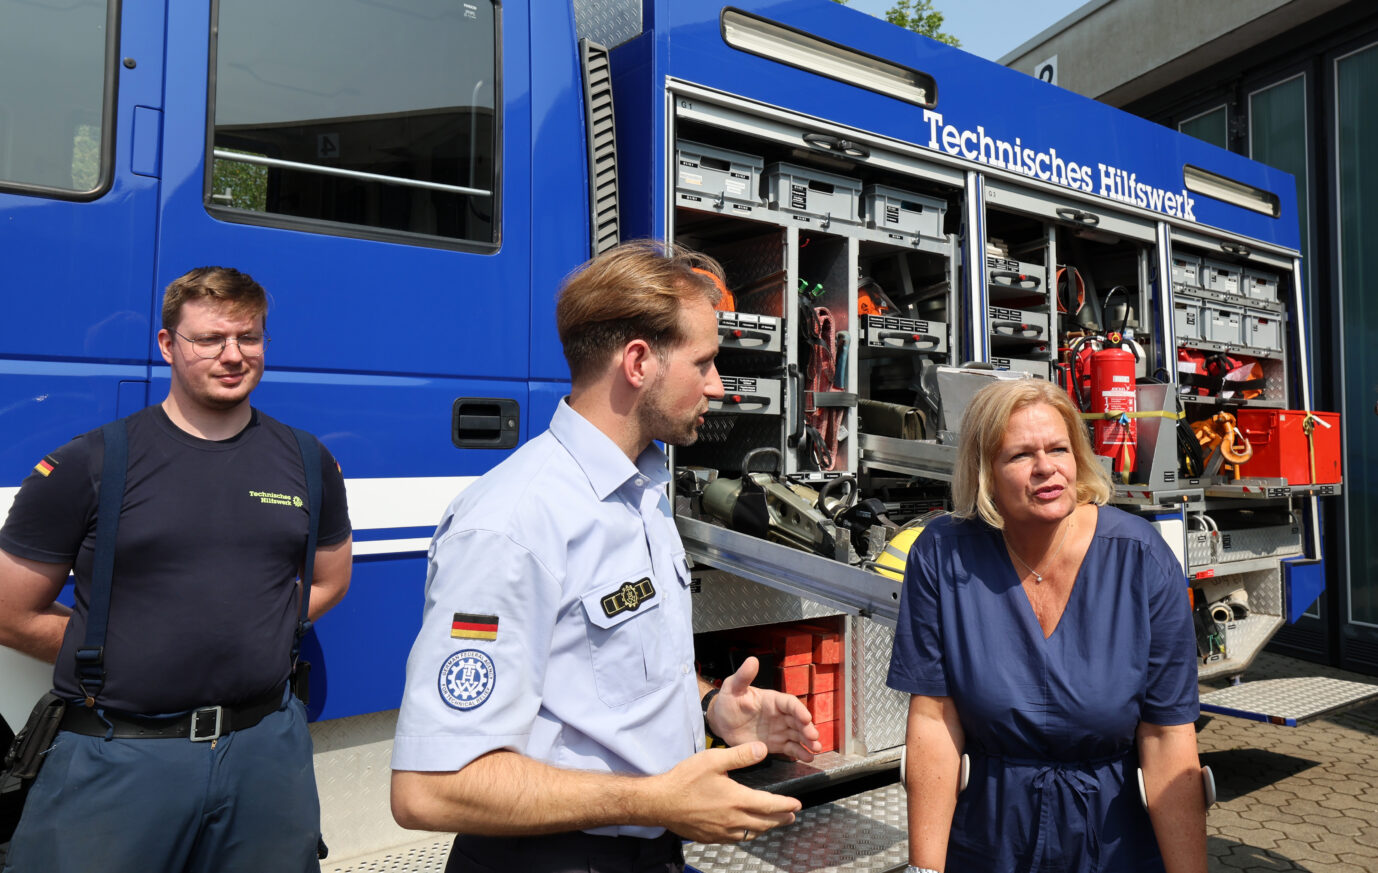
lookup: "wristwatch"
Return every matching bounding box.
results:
[700,687,719,716]
[701,687,724,747]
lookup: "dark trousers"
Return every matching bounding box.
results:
[447,829,685,873]
[2,692,320,873]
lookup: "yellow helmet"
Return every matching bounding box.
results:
[865,510,946,581]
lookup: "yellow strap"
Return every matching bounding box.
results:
[1302,412,1320,485]
[1078,410,1184,421]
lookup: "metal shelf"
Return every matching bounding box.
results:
[1177,337,1284,361]
[1188,555,1296,580]
[1174,283,1285,315]
[1204,479,1343,500]
[1111,485,1203,507]
[677,516,902,629]
[858,434,958,482]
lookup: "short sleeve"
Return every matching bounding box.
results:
[0,433,99,565]
[392,524,561,772]
[1140,542,1200,725]
[316,442,351,547]
[886,526,950,697]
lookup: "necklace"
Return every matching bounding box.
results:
[1005,515,1074,583]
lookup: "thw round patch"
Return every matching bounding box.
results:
[438,649,496,711]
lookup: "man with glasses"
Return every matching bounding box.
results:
[0,266,352,872]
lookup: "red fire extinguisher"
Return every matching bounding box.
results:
[1089,344,1137,478]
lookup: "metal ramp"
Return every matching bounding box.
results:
[1200,676,1378,726]
[684,782,909,873]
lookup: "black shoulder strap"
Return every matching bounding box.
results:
[290,427,323,665]
[75,419,129,706]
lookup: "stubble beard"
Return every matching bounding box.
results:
[639,389,705,448]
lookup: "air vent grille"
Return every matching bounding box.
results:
[580,39,619,255]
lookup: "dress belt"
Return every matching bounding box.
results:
[59,685,286,742]
[971,748,1132,873]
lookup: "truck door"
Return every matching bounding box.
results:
[0,0,165,469]
[151,0,531,719]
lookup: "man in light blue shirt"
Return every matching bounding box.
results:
[391,241,821,872]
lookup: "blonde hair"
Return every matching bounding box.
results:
[950,379,1112,529]
[162,266,268,331]
[555,240,723,383]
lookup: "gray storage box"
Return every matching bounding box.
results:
[860,314,948,353]
[934,365,1030,436]
[990,356,1052,379]
[676,140,763,215]
[1243,268,1280,303]
[1201,258,1242,296]
[861,184,946,241]
[986,255,1045,303]
[1174,298,1203,341]
[764,162,862,225]
[709,375,782,416]
[988,305,1049,341]
[717,311,783,353]
[1244,309,1283,352]
[1172,252,1202,288]
[1203,303,1244,345]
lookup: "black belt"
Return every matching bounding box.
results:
[59,685,285,742]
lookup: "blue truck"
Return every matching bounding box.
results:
[2,0,1370,866]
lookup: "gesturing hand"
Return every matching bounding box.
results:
[655,742,801,843]
[706,656,823,762]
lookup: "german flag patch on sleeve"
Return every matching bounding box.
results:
[33,455,58,477]
[451,612,499,641]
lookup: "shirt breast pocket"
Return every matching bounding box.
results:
[580,571,673,708]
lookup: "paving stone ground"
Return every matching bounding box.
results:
[1199,651,1378,873]
[321,649,1378,872]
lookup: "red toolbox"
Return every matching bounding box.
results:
[1235,409,1341,485]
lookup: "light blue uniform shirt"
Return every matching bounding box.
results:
[392,400,703,838]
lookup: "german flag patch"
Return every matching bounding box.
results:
[451,612,499,641]
[34,455,58,477]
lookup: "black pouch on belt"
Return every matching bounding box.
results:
[1,692,67,842]
[291,660,311,708]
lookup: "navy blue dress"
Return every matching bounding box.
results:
[887,506,1199,873]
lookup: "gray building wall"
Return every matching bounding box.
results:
[1002,0,1348,106]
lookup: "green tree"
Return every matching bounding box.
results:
[832,0,960,47]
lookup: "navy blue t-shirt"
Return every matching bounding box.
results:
[0,405,350,713]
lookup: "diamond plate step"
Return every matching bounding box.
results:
[685,782,909,872]
[325,835,452,873]
[1200,676,1378,726]
[326,783,912,873]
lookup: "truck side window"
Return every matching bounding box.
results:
[208,0,499,246]
[0,0,113,197]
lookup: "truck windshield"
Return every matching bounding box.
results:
[209,0,499,245]
[0,0,112,196]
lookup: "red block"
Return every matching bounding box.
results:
[779,663,811,696]
[810,629,842,665]
[815,719,838,753]
[769,628,814,667]
[810,663,838,694]
[810,691,836,724]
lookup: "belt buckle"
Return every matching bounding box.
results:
[190,706,224,742]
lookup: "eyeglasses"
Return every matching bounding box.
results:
[173,330,270,359]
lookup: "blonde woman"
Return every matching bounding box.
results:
[887,379,1206,873]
